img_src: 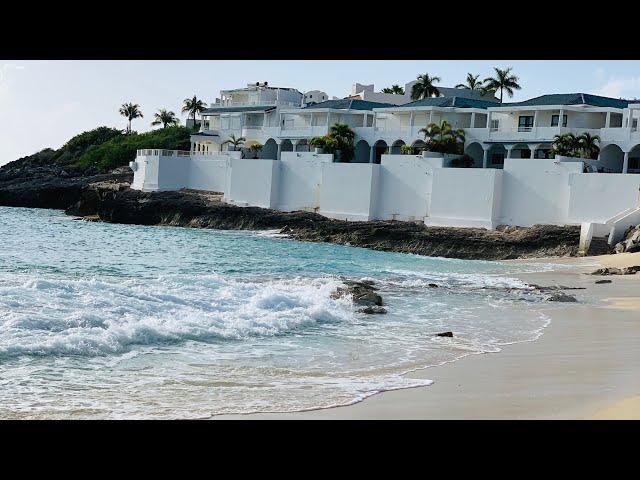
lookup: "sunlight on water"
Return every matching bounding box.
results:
[0,207,562,418]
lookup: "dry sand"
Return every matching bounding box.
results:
[218,253,640,420]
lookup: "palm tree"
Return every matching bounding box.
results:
[151,109,179,128]
[552,133,579,157]
[119,103,143,134]
[182,95,208,128]
[483,67,521,104]
[577,132,601,159]
[411,73,441,101]
[381,84,405,95]
[455,73,483,91]
[223,134,246,151]
[329,123,355,144]
[419,120,465,154]
[249,143,263,159]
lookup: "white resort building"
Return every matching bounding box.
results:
[131,81,640,253]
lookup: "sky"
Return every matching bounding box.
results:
[2,60,640,166]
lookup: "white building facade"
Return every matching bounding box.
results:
[130,84,640,250]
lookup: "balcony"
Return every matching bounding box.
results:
[136,149,193,158]
[279,125,330,138]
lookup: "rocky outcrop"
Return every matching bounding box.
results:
[435,331,454,337]
[595,279,612,284]
[614,225,640,254]
[0,164,133,210]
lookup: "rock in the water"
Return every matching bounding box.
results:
[359,306,387,315]
[595,279,612,284]
[331,280,384,309]
[435,331,454,337]
[427,283,439,288]
[613,225,640,254]
[545,292,577,302]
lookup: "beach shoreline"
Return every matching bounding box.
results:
[217,252,640,420]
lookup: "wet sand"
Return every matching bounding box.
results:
[219,254,640,419]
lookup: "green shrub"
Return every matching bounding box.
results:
[76,125,191,170]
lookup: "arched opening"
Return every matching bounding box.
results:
[411,139,426,155]
[295,139,309,152]
[281,139,294,154]
[487,144,507,169]
[354,140,371,163]
[261,138,278,159]
[390,139,406,155]
[598,144,625,173]
[628,144,640,174]
[374,140,388,164]
[464,142,484,168]
[511,143,531,159]
[243,140,261,159]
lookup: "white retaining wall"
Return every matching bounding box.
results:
[131,151,640,232]
[426,168,503,229]
[319,163,380,221]
[376,155,442,221]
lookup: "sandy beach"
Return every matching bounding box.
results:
[219,252,640,420]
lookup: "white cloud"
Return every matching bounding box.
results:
[594,75,640,100]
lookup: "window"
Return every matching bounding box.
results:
[518,116,534,131]
[551,114,567,127]
[490,119,499,131]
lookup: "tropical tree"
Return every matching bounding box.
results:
[483,67,521,104]
[455,73,483,91]
[328,123,355,162]
[419,120,465,154]
[223,134,246,151]
[411,73,441,101]
[182,95,208,128]
[151,109,179,128]
[119,103,143,134]
[249,143,263,159]
[400,144,413,155]
[553,132,600,159]
[577,132,601,160]
[382,84,405,95]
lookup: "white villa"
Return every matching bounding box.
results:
[131,80,640,253]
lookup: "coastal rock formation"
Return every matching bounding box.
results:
[331,280,385,314]
[613,225,640,254]
[435,331,454,337]
[0,163,133,210]
[545,292,578,302]
[595,279,613,284]
[590,266,640,276]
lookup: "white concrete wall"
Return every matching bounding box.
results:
[427,168,503,229]
[277,153,332,212]
[187,155,229,192]
[499,159,583,226]
[376,155,441,221]
[567,173,640,223]
[225,159,279,209]
[319,163,380,221]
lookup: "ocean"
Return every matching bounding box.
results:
[0,206,564,418]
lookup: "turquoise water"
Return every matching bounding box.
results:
[0,207,561,418]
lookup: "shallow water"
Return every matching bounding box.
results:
[0,207,567,418]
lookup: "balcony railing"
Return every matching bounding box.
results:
[518,126,533,132]
[137,149,194,157]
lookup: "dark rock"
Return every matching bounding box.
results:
[545,293,578,302]
[331,280,383,307]
[358,306,387,315]
[595,279,612,284]
[435,331,454,337]
[591,266,640,276]
[428,283,439,288]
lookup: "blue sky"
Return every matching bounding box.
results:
[2,60,640,165]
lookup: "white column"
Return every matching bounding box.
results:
[370,145,375,163]
[482,147,489,168]
[605,111,611,129]
[559,109,565,129]
[487,111,492,132]
[623,151,629,173]
[471,112,476,129]
[506,145,514,159]
[292,140,298,153]
[532,111,538,130]
[277,141,283,160]
[190,140,195,153]
[530,145,536,159]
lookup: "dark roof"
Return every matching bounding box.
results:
[302,99,396,111]
[501,93,631,109]
[201,105,277,114]
[387,96,498,109]
[191,131,219,137]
